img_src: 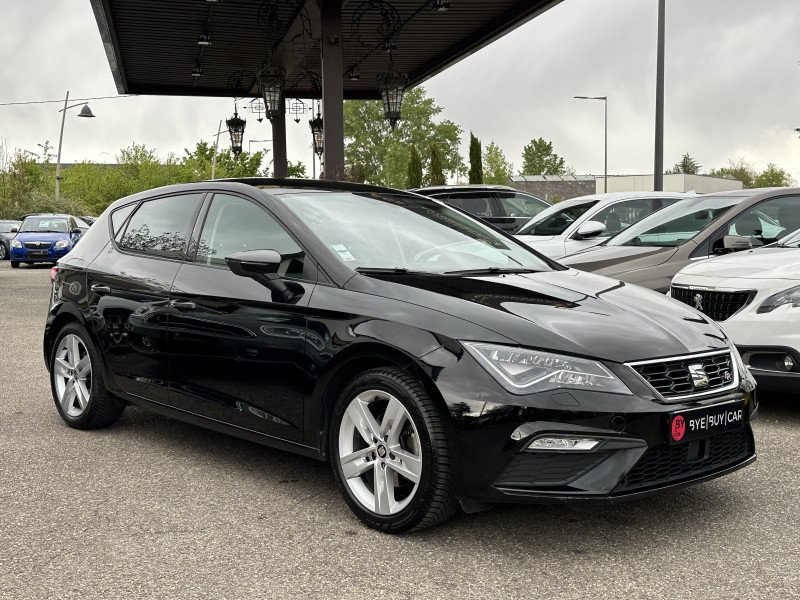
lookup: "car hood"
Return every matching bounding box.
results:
[513,236,562,258]
[13,231,70,242]
[559,245,679,274]
[347,269,727,363]
[677,247,800,280]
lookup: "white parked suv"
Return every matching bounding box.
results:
[514,191,693,259]
[670,226,800,392]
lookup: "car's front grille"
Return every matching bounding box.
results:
[671,286,755,321]
[24,241,52,250]
[628,351,736,400]
[614,428,752,493]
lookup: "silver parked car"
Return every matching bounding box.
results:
[514,191,694,258]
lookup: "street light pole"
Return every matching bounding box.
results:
[55,90,95,202]
[574,95,608,193]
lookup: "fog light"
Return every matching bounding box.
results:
[784,355,795,371]
[528,437,601,451]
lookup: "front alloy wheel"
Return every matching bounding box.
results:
[331,368,457,533]
[338,389,423,516]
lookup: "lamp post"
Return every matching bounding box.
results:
[574,95,607,193]
[55,91,95,201]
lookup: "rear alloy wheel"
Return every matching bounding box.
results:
[50,323,124,429]
[0,244,6,260]
[331,368,457,533]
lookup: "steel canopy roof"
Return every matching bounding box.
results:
[90,0,562,101]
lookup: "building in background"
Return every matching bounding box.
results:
[510,175,596,202]
[596,174,743,194]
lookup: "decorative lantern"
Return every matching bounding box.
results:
[258,63,285,122]
[377,70,408,130]
[226,107,246,156]
[309,110,324,158]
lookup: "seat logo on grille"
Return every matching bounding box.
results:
[693,293,703,311]
[688,363,709,388]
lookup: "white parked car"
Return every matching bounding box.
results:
[514,191,693,259]
[670,227,800,392]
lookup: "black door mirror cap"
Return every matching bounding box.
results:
[225,249,282,277]
[71,228,82,235]
[225,249,297,302]
[10,227,18,233]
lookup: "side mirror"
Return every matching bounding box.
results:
[723,235,752,251]
[225,249,295,302]
[10,227,18,233]
[575,220,606,239]
[71,228,82,235]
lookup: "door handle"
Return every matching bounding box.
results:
[90,284,111,295]
[170,299,197,311]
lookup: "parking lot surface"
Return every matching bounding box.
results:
[1,260,798,599]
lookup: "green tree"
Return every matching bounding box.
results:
[407,145,422,188]
[707,157,757,188]
[429,142,446,186]
[666,152,701,174]
[483,141,512,185]
[468,132,483,184]
[753,163,795,187]
[343,86,462,187]
[520,137,570,175]
[286,161,307,178]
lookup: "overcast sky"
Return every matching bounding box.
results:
[2,0,800,182]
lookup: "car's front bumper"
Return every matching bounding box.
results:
[431,349,757,504]
[10,247,69,262]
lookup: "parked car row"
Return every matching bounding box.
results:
[508,187,800,394]
[42,178,759,533]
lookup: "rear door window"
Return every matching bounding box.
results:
[444,192,494,217]
[590,198,656,237]
[118,194,203,259]
[496,192,549,218]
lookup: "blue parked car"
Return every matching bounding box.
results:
[9,214,90,268]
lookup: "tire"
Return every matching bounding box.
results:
[0,244,6,260]
[10,260,19,268]
[330,367,458,533]
[49,322,124,429]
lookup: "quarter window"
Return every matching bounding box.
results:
[196,194,306,279]
[119,194,202,258]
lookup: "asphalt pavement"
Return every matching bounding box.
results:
[0,260,798,599]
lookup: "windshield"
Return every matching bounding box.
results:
[277,191,554,274]
[607,196,743,247]
[0,222,19,233]
[515,200,599,235]
[19,216,71,233]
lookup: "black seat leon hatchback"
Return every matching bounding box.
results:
[44,178,757,533]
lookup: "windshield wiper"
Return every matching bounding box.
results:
[355,267,431,275]
[443,267,540,275]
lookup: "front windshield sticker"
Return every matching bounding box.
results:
[332,243,356,262]
[38,221,49,228]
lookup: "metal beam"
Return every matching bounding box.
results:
[272,113,288,178]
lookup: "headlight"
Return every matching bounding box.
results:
[54,240,69,250]
[463,342,632,395]
[756,285,800,313]
[11,240,21,248]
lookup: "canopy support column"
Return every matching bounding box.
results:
[320,0,344,180]
[272,112,287,178]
